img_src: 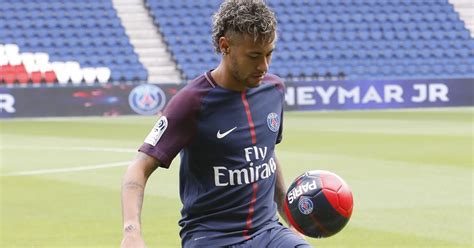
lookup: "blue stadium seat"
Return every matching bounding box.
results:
[141,0,474,80]
[0,0,147,84]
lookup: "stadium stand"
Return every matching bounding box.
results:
[147,0,474,81]
[0,0,147,85]
[113,0,182,83]
[1,0,473,85]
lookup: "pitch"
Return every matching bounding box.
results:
[1,108,472,247]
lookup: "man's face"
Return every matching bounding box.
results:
[226,34,275,88]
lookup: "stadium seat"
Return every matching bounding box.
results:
[16,71,29,85]
[4,71,15,85]
[0,0,146,85]
[70,70,83,85]
[0,55,8,67]
[4,44,19,56]
[7,0,448,81]
[30,71,42,84]
[96,67,111,84]
[51,61,66,84]
[82,68,97,84]
[0,44,5,56]
[7,54,22,66]
[44,71,57,84]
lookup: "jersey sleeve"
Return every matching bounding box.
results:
[138,88,201,168]
[272,74,285,145]
[276,109,283,144]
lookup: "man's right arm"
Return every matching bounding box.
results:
[121,152,161,248]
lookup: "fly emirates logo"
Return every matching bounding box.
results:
[213,146,276,187]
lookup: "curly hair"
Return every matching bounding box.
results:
[212,0,278,53]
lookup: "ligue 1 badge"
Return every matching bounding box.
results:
[144,115,168,146]
[267,112,280,132]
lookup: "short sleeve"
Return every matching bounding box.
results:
[138,88,201,168]
[273,75,285,145]
[276,109,283,144]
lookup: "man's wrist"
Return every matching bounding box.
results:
[123,224,141,234]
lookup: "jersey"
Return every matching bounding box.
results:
[139,71,286,247]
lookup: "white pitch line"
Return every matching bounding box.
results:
[0,145,136,153]
[1,161,130,177]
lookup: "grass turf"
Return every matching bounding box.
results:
[1,108,472,247]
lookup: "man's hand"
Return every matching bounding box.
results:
[121,234,146,248]
[121,225,146,248]
[272,154,306,240]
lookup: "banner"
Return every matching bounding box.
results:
[0,84,181,118]
[284,78,473,111]
[0,78,472,118]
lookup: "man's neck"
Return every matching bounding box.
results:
[211,64,245,92]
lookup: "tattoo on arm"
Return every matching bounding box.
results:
[124,224,136,233]
[123,181,145,190]
[123,181,145,224]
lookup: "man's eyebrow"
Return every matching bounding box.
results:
[248,49,274,55]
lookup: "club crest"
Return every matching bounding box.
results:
[267,112,280,132]
[298,197,314,215]
[129,84,166,115]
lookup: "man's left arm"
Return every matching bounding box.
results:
[274,154,289,224]
[274,153,305,237]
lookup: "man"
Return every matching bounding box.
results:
[121,0,311,247]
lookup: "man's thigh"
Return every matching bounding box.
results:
[266,225,311,248]
[230,225,311,248]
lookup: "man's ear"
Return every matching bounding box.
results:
[219,37,230,54]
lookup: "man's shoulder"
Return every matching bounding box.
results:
[164,73,214,114]
[175,73,215,100]
[263,73,285,91]
[182,73,215,93]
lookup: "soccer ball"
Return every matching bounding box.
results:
[284,170,353,238]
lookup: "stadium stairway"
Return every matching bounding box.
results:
[112,0,182,83]
[449,0,474,37]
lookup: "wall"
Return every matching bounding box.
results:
[0,79,472,118]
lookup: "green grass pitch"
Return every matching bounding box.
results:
[1,108,472,247]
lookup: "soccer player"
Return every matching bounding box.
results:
[121,0,311,247]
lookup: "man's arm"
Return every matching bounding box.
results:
[121,152,161,248]
[273,154,289,224]
[274,154,305,237]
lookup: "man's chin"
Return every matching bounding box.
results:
[247,78,263,88]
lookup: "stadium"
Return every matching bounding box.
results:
[1,0,473,247]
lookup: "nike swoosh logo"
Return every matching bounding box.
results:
[217,127,237,139]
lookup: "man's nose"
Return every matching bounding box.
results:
[257,57,269,73]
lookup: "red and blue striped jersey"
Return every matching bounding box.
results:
[139,71,285,247]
